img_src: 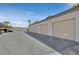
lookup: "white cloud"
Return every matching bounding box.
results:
[24,11,34,15]
[11,21,27,27]
[0,15,5,18]
[68,3,77,7]
[12,24,26,27]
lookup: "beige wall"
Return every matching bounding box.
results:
[35,24,40,33]
[75,10,79,42]
[53,19,75,40]
[40,23,48,35]
[50,10,79,23]
[11,27,26,31]
[28,9,79,41]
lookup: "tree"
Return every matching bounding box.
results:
[3,21,11,25]
[28,20,31,25]
[72,3,79,8]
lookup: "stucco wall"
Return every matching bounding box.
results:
[53,19,75,40]
[28,9,79,41]
[40,23,48,35]
[75,10,79,42]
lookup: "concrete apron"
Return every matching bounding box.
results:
[26,33,61,55]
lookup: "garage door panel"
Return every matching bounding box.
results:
[53,19,75,40]
[40,24,48,35]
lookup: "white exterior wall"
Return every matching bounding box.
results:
[49,10,79,41]
[50,11,78,23]
[48,20,53,36]
[39,20,49,35]
[29,25,36,32]
[29,23,41,33]
[52,19,75,40]
[75,10,79,42]
[28,9,79,42]
[35,24,40,33]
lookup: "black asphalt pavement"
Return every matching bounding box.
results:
[26,31,79,55]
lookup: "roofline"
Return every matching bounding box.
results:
[29,6,79,26]
[0,23,12,28]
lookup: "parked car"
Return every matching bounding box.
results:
[8,30,13,32]
[3,29,8,33]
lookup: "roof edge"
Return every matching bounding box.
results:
[29,6,79,26]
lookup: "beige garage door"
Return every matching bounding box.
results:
[40,24,48,35]
[53,19,75,40]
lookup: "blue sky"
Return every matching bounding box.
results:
[0,3,73,27]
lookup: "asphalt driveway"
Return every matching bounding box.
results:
[26,31,79,55]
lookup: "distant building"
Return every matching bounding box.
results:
[0,23,11,30]
[28,6,79,42]
[11,27,26,31]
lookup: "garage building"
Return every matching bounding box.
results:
[28,6,79,42]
